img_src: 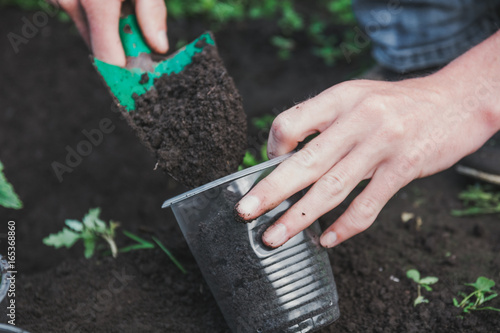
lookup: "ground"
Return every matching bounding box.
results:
[0,7,499,333]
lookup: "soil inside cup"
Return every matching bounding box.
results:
[191,188,337,332]
[196,189,277,330]
[125,40,247,188]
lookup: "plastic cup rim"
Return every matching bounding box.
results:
[161,152,292,208]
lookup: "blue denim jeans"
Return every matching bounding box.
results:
[352,0,500,72]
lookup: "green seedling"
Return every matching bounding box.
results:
[252,114,275,130]
[43,208,186,273]
[239,114,274,170]
[43,208,119,258]
[453,277,500,313]
[119,231,187,274]
[152,236,187,274]
[0,161,22,210]
[239,144,269,170]
[406,269,439,306]
[270,35,295,60]
[451,183,500,216]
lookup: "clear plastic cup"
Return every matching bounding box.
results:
[162,153,340,333]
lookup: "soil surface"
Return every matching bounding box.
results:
[129,39,246,188]
[1,7,499,333]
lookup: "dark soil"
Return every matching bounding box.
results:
[1,7,499,333]
[128,39,247,188]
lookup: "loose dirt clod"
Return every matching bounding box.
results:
[124,41,247,188]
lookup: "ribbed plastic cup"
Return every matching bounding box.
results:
[162,153,340,333]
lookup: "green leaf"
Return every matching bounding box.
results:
[118,243,154,253]
[82,208,100,228]
[43,228,81,248]
[251,114,275,130]
[422,284,433,292]
[65,219,83,232]
[82,208,107,232]
[484,293,498,302]
[476,277,495,292]
[414,296,428,306]
[122,230,154,246]
[152,236,187,274]
[0,161,23,209]
[420,276,439,285]
[468,277,495,292]
[475,306,500,312]
[453,298,460,307]
[242,151,259,167]
[406,269,420,283]
[270,35,295,51]
[260,142,269,162]
[83,236,96,259]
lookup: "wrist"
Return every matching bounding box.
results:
[432,63,500,138]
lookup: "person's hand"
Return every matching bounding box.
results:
[54,0,168,66]
[235,64,500,249]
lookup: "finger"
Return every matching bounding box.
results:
[57,0,90,46]
[235,120,362,222]
[136,0,168,53]
[81,0,125,66]
[261,144,378,248]
[319,167,408,248]
[268,84,363,159]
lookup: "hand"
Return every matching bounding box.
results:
[54,0,168,66]
[235,69,500,249]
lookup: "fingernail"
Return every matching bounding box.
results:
[157,30,168,52]
[321,231,338,248]
[236,195,260,218]
[263,224,288,247]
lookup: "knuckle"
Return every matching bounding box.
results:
[393,153,421,180]
[289,146,318,169]
[319,171,346,198]
[270,113,294,144]
[352,196,379,221]
[346,214,371,234]
[378,121,405,142]
[258,175,280,193]
[327,81,351,96]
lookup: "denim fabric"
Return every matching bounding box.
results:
[352,0,500,72]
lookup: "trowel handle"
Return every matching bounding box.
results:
[119,1,152,57]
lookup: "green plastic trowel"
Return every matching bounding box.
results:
[93,13,214,112]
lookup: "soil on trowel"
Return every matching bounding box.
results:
[125,37,247,188]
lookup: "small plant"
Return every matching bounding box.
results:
[453,277,500,313]
[43,208,119,258]
[43,208,187,273]
[252,114,275,130]
[239,144,268,170]
[239,114,275,170]
[406,269,439,306]
[451,183,500,216]
[0,161,23,210]
[270,35,295,60]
